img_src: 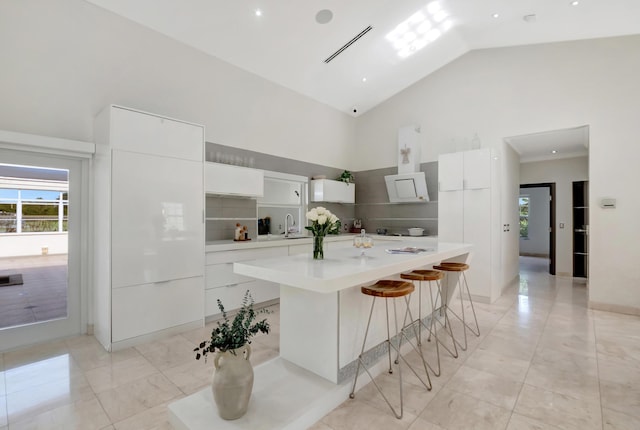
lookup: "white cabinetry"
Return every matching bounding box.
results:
[310,179,355,203]
[205,162,264,197]
[205,247,285,317]
[438,148,500,302]
[93,105,205,350]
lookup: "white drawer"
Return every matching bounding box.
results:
[206,247,287,265]
[205,263,254,290]
[205,280,279,317]
[112,276,204,342]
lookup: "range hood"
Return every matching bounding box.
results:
[384,172,429,203]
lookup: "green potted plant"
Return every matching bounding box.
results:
[194,291,270,420]
[337,170,355,184]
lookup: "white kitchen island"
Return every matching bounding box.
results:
[169,238,472,430]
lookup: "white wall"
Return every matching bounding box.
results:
[355,35,640,313]
[0,0,355,170]
[0,233,68,258]
[520,158,588,276]
[519,187,550,257]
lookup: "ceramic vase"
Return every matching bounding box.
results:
[313,234,324,260]
[212,345,254,420]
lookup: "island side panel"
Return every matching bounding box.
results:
[280,285,340,383]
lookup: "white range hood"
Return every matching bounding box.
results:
[384,172,430,203]
[385,126,429,203]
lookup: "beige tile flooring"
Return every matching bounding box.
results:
[1,256,639,429]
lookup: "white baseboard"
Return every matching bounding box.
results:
[110,319,203,351]
[589,301,640,316]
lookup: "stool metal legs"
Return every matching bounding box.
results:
[444,271,481,351]
[349,295,431,419]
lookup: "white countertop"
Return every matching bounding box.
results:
[234,239,472,293]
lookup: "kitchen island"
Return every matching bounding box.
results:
[234,238,472,383]
[169,238,472,430]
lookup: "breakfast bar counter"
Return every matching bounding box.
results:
[234,238,473,383]
[169,238,473,430]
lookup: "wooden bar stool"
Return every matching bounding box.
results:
[400,269,458,375]
[433,262,480,352]
[349,280,432,419]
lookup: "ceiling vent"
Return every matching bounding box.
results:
[324,26,373,63]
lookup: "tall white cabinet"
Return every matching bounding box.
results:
[93,105,205,350]
[438,148,502,302]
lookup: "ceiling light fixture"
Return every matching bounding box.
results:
[386,1,453,58]
[492,13,500,19]
[570,1,579,5]
[362,77,367,83]
[255,9,262,17]
[551,150,558,154]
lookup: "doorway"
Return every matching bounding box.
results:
[0,149,84,351]
[519,183,556,275]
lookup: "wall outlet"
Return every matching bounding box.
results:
[559,223,565,228]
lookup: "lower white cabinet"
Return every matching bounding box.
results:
[111,277,203,342]
[205,247,286,317]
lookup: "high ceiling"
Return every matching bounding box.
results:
[85,0,640,116]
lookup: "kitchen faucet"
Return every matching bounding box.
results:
[284,213,294,237]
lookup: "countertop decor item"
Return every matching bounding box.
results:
[305,206,340,260]
[337,170,355,184]
[194,291,270,420]
[408,227,424,236]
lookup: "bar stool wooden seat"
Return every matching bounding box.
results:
[433,262,480,352]
[349,280,432,419]
[400,269,458,375]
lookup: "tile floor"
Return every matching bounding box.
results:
[0,256,639,429]
[0,255,68,329]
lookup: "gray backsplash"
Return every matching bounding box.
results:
[205,142,438,239]
[353,162,438,236]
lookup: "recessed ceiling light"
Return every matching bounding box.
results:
[551,150,558,154]
[255,9,262,17]
[570,1,580,6]
[362,77,367,83]
[492,13,500,19]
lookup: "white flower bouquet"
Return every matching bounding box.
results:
[305,207,340,259]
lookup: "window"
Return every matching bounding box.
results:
[519,196,530,238]
[0,189,68,233]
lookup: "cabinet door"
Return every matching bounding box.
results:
[205,162,264,197]
[259,178,302,205]
[111,106,203,161]
[112,276,203,342]
[437,190,463,242]
[463,149,491,190]
[463,188,492,294]
[310,179,355,203]
[111,150,204,288]
[438,152,463,191]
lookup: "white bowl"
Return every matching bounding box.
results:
[408,228,424,236]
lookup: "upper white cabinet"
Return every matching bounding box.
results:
[258,177,302,206]
[205,162,264,197]
[439,149,490,191]
[438,152,464,191]
[463,149,491,189]
[110,106,203,161]
[93,105,205,350]
[310,179,355,203]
